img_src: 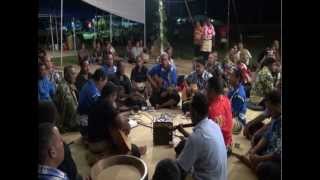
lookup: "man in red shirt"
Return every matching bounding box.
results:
[207,76,233,152]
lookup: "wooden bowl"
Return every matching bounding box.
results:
[91,155,148,180]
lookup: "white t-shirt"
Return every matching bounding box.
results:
[177,117,227,180]
[131,47,143,59]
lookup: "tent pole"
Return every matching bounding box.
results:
[109,13,112,42]
[73,17,77,51]
[227,0,230,50]
[55,16,59,51]
[60,0,63,67]
[49,14,54,54]
[159,0,163,53]
[144,0,146,48]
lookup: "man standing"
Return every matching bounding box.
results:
[175,93,227,180]
[201,18,215,61]
[193,21,203,57]
[148,53,180,109]
[54,65,79,133]
[38,123,68,180]
[78,69,108,141]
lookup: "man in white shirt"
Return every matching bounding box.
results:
[175,93,227,180]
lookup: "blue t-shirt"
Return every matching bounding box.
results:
[38,77,55,101]
[148,64,177,89]
[228,83,247,125]
[263,116,281,156]
[77,80,101,115]
[102,64,117,77]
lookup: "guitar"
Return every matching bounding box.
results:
[108,112,133,154]
[181,83,198,102]
[109,128,132,154]
[149,75,163,91]
[172,123,194,131]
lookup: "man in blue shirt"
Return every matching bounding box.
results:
[227,66,247,134]
[38,123,68,180]
[78,68,108,140]
[102,53,117,77]
[38,63,55,102]
[148,53,180,109]
[233,90,281,180]
[175,93,227,180]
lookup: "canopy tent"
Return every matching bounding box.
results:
[81,0,146,47]
[81,0,145,24]
[39,0,146,67]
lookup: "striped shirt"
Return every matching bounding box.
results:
[38,165,69,180]
[186,70,213,91]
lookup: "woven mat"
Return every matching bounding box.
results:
[63,108,264,180]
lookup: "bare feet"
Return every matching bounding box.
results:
[139,145,147,156]
[231,152,255,171]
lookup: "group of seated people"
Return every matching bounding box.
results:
[38,39,281,180]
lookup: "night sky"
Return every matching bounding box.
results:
[39,0,281,24]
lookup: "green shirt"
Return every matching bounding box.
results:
[251,66,274,97]
[54,80,79,132]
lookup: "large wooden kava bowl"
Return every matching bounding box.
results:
[91,155,148,180]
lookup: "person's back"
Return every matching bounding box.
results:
[208,95,233,146]
[78,80,100,115]
[88,99,116,144]
[178,118,227,180]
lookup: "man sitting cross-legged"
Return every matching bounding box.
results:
[182,58,212,113]
[54,65,79,133]
[148,53,180,109]
[233,90,281,180]
[207,76,233,155]
[78,69,108,142]
[130,56,150,99]
[87,82,146,163]
[174,93,227,180]
[110,61,147,110]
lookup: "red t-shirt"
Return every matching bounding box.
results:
[208,95,233,146]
